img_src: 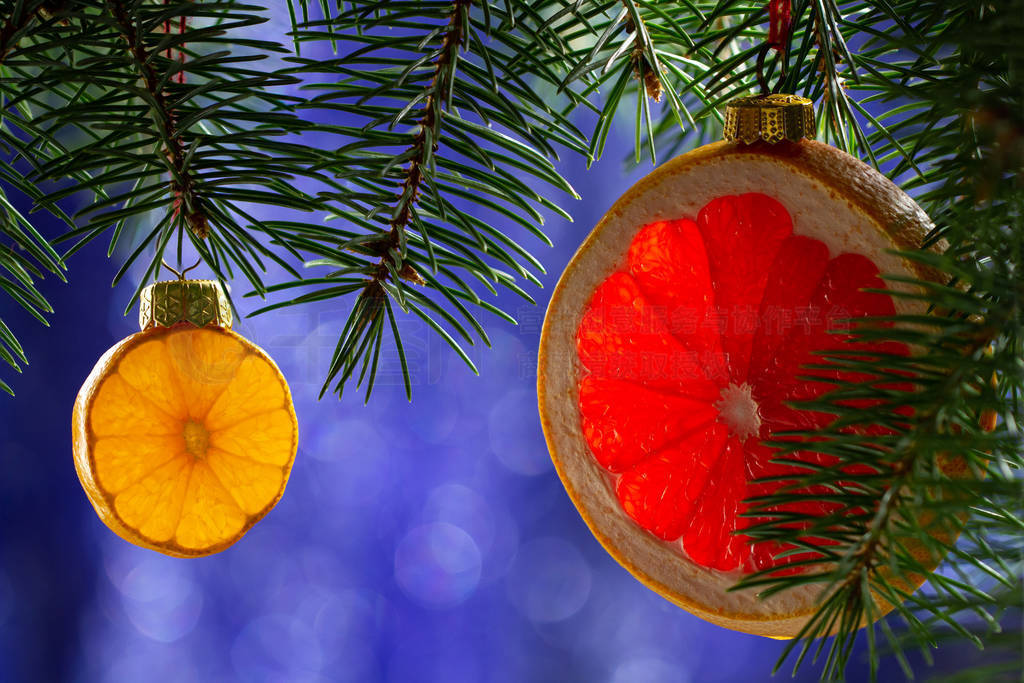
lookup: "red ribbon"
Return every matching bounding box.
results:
[163,2,189,222]
[768,0,792,54]
[163,2,188,84]
[176,16,187,84]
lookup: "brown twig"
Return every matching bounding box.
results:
[361,0,470,296]
[624,5,663,102]
[0,2,53,65]
[106,0,208,239]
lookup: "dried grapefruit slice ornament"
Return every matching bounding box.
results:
[537,95,942,638]
[73,279,298,557]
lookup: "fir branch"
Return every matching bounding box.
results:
[741,316,1009,679]
[376,0,471,276]
[523,1,913,165]
[0,0,74,393]
[11,1,334,311]
[726,3,1024,678]
[0,2,38,63]
[523,0,716,164]
[262,0,582,400]
[106,0,209,239]
[339,0,472,399]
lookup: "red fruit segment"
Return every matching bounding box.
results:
[747,236,830,388]
[754,252,905,408]
[579,376,718,473]
[744,441,837,573]
[577,272,719,399]
[627,219,728,383]
[696,194,792,383]
[682,436,749,571]
[616,423,729,541]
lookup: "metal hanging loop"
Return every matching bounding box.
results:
[755,43,787,95]
[160,258,202,281]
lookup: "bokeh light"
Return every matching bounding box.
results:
[394,522,482,609]
[506,537,592,624]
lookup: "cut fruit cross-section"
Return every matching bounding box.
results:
[73,325,298,557]
[538,137,939,637]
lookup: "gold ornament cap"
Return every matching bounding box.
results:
[723,93,815,144]
[139,279,232,331]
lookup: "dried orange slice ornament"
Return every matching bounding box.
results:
[73,279,298,557]
[537,95,940,637]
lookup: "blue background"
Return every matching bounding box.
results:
[0,11,999,683]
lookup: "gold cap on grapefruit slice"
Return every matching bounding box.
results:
[537,106,939,637]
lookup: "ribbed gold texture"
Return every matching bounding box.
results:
[139,280,232,331]
[723,93,815,144]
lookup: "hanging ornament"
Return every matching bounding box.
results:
[72,277,298,557]
[536,94,945,637]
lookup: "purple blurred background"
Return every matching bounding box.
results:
[0,9,995,682]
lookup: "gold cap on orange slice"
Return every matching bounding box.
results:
[139,280,232,330]
[723,93,815,144]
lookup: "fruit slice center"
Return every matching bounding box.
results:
[575,193,906,573]
[183,420,210,458]
[715,383,760,440]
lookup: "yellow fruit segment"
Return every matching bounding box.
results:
[90,374,181,437]
[93,435,183,495]
[116,338,189,420]
[165,327,247,420]
[176,461,248,551]
[74,324,297,557]
[206,354,288,431]
[114,455,192,543]
[209,409,296,466]
[206,448,284,515]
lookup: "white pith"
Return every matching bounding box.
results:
[538,142,932,636]
[716,383,761,440]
